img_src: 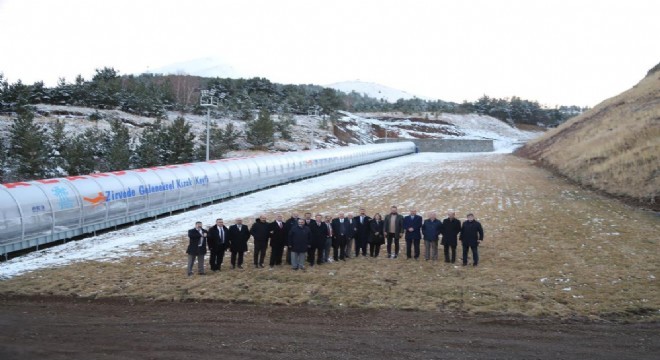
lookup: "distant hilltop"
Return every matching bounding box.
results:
[326,80,428,103]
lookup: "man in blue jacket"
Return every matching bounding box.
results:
[460,213,484,266]
[403,209,423,260]
[422,211,442,261]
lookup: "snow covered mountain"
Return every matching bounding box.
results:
[147,57,246,78]
[326,81,428,103]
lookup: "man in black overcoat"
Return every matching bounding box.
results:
[353,208,371,257]
[207,218,228,271]
[308,214,329,266]
[186,221,207,276]
[460,213,484,266]
[441,211,461,263]
[228,218,251,269]
[268,214,288,268]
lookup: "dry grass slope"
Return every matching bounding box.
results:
[517,65,660,208]
[1,154,658,321]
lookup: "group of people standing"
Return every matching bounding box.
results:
[185,206,484,275]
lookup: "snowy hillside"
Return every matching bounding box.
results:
[0,105,540,157]
[326,81,428,102]
[336,111,540,152]
[147,57,247,78]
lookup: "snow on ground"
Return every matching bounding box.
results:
[0,151,492,279]
[338,111,541,152]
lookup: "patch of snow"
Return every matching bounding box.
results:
[0,152,484,279]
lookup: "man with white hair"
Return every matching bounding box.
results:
[422,211,442,261]
[228,218,250,269]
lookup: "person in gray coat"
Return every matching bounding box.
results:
[288,219,312,270]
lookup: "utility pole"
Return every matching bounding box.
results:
[200,90,225,161]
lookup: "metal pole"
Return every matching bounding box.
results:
[205,107,210,161]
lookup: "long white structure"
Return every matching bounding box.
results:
[0,142,416,256]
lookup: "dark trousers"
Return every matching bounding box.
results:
[286,247,292,265]
[386,233,400,256]
[253,241,267,266]
[308,244,324,265]
[209,244,226,271]
[369,243,382,257]
[444,245,457,263]
[405,238,421,259]
[334,235,348,260]
[355,235,368,256]
[462,244,479,265]
[231,251,244,267]
[269,245,285,267]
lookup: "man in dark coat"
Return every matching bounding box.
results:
[422,211,442,261]
[186,221,208,276]
[331,212,353,261]
[268,214,288,268]
[288,219,311,270]
[403,209,423,259]
[207,218,228,272]
[383,206,404,258]
[460,213,484,266]
[228,218,250,269]
[250,215,270,268]
[308,214,329,266]
[441,211,461,263]
[353,208,371,257]
[284,212,300,265]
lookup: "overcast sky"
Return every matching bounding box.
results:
[0,0,658,107]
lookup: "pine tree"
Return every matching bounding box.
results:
[49,119,68,176]
[164,116,195,164]
[6,106,52,181]
[220,122,241,153]
[276,114,295,140]
[104,119,131,171]
[246,109,274,149]
[63,127,103,176]
[133,118,166,168]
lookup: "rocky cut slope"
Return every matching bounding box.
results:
[517,63,660,209]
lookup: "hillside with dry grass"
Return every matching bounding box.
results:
[2,153,658,321]
[517,64,660,209]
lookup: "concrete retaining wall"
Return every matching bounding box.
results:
[376,139,494,152]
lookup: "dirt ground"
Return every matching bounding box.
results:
[2,153,658,359]
[1,296,658,360]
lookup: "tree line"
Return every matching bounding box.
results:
[1,68,585,127]
[0,102,246,183]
